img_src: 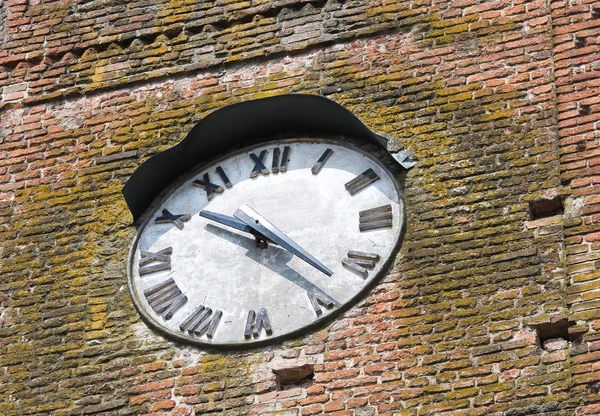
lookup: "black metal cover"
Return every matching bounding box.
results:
[122,94,389,221]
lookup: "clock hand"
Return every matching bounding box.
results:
[233,205,333,277]
[199,210,276,245]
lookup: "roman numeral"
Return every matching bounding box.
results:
[359,204,392,231]
[274,146,291,173]
[311,148,333,174]
[216,166,232,188]
[143,278,187,320]
[272,148,281,173]
[155,209,191,230]
[138,247,172,275]
[179,305,222,339]
[307,291,335,316]
[244,308,272,339]
[344,168,380,195]
[342,250,380,278]
[193,173,224,200]
[250,150,269,178]
[281,147,291,172]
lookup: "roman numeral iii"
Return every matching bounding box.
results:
[359,204,392,231]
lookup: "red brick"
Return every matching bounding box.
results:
[323,400,345,412]
[300,404,323,415]
[128,380,174,394]
[150,400,176,412]
[129,390,171,406]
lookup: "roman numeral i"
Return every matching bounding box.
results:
[311,148,333,174]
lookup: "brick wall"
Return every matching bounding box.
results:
[1,0,600,415]
[552,1,600,414]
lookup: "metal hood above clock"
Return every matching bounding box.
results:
[122,94,402,221]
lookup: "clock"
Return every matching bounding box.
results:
[127,137,405,348]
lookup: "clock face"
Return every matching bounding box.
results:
[128,138,404,347]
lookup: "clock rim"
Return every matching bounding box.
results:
[126,137,406,350]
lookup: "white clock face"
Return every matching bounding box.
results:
[128,138,404,347]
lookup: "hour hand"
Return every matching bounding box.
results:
[233,205,333,277]
[199,210,275,245]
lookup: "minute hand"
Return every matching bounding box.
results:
[234,205,333,277]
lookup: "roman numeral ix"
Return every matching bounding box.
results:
[143,278,187,320]
[138,247,172,276]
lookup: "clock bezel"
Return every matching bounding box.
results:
[127,137,406,350]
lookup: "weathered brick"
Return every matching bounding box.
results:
[0,2,595,416]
